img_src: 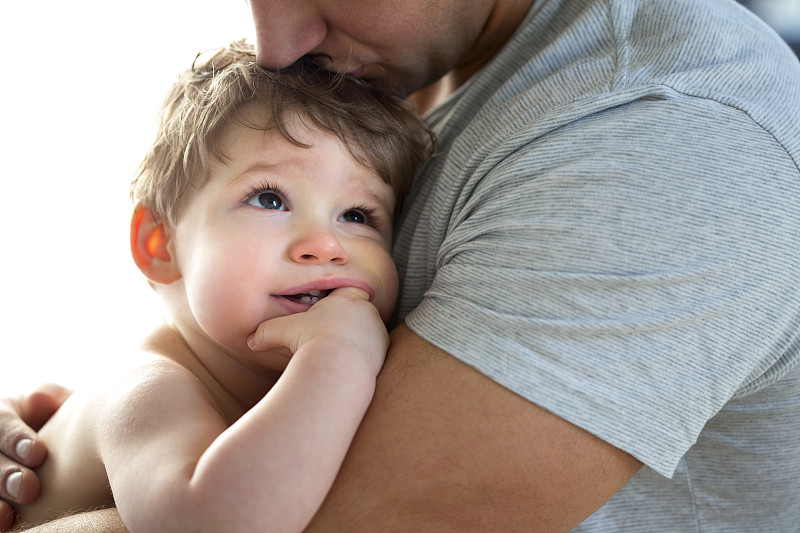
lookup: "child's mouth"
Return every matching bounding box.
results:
[283,289,332,305]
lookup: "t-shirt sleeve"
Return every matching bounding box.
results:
[404,95,800,477]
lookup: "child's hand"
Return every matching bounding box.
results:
[247,287,389,373]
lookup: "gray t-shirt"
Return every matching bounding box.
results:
[391,0,800,530]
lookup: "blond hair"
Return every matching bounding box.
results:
[132,40,433,226]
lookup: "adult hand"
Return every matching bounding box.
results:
[0,384,71,531]
[248,287,389,373]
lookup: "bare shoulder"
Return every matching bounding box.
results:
[99,324,219,426]
[12,345,192,528]
[96,341,225,454]
[13,327,222,530]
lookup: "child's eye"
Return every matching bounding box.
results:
[340,209,369,224]
[245,190,286,210]
[339,206,383,231]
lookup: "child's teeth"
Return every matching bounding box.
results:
[288,289,331,305]
[295,292,321,304]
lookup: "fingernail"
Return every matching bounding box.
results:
[5,471,21,500]
[15,439,32,461]
[247,334,256,350]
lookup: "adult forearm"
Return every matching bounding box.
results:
[17,508,126,533]
[304,324,642,532]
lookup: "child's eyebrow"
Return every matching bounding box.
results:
[352,182,396,213]
[227,163,291,185]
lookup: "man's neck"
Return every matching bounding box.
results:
[410,0,536,114]
[409,74,459,114]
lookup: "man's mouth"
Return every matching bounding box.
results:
[283,289,332,305]
[348,66,366,78]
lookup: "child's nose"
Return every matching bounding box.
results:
[288,225,348,265]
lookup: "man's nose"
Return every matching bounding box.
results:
[288,224,348,265]
[250,0,328,69]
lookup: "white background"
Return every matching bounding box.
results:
[1,1,255,396]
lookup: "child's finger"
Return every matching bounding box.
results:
[247,313,298,352]
[328,286,371,301]
[247,286,377,352]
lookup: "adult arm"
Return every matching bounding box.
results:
[303,324,642,532]
[14,508,127,533]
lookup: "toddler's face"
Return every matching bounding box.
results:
[165,114,398,363]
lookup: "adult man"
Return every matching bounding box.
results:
[2,0,799,531]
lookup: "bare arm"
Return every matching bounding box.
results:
[2,309,639,532]
[303,323,643,532]
[101,288,386,533]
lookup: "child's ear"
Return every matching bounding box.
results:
[130,202,181,284]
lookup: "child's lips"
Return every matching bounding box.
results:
[273,294,318,314]
[280,278,374,300]
[274,278,374,314]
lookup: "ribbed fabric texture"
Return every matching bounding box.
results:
[391,0,800,530]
